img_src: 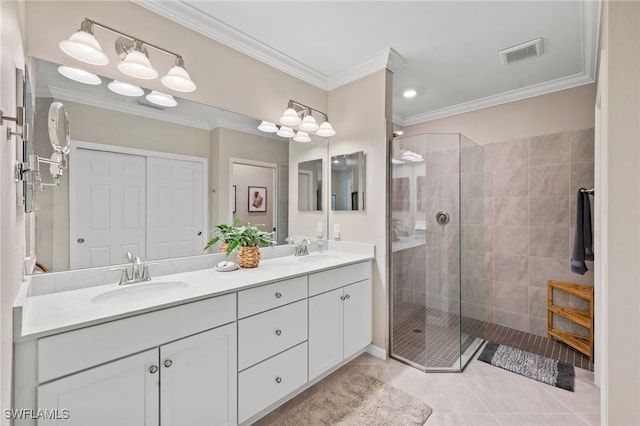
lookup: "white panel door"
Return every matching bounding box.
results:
[159,324,237,426]
[72,149,146,269]
[343,279,373,358]
[38,349,159,426]
[308,288,344,380]
[147,157,204,260]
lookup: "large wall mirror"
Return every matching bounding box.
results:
[331,151,365,211]
[28,57,328,273]
[297,159,323,211]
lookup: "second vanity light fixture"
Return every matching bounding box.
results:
[59,18,197,93]
[258,100,336,142]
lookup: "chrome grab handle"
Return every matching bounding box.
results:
[275,329,282,336]
[149,365,158,374]
[275,292,282,299]
[164,359,173,368]
[275,377,282,384]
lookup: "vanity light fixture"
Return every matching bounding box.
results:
[276,100,336,141]
[60,18,196,91]
[293,131,311,143]
[257,121,278,133]
[145,91,177,107]
[108,80,144,97]
[57,65,102,85]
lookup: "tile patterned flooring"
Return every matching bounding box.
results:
[256,350,600,425]
[392,302,593,372]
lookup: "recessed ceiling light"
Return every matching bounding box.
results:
[108,80,144,97]
[403,89,417,98]
[57,65,102,85]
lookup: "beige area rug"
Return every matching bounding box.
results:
[268,369,432,425]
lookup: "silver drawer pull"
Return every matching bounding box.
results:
[275,329,282,336]
[275,377,282,384]
[340,295,345,301]
[275,292,282,299]
[345,294,350,300]
[164,359,173,368]
[149,365,158,374]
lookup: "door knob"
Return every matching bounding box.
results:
[275,377,282,384]
[275,292,282,299]
[77,238,85,244]
[197,231,202,236]
[149,365,158,374]
[275,329,282,336]
[164,359,173,368]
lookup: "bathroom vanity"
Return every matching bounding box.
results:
[13,245,373,425]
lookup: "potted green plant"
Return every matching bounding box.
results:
[205,219,273,268]
[204,218,241,254]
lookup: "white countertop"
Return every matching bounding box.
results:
[14,248,374,341]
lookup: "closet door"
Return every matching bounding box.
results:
[147,157,204,260]
[71,149,146,269]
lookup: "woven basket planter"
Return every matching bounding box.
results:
[237,246,261,268]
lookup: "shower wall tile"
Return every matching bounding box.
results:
[493,168,528,196]
[529,257,570,287]
[494,226,528,256]
[571,161,595,191]
[570,128,595,163]
[494,254,529,283]
[528,133,570,166]
[494,281,528,313]
[529,196,570,227]
[493,308,529,331]
[492,138,528,170]
[495,197,528,226]
[529,165,571,196]
[529,226,570,259]
[528,286,548,319]
[529,317,548,337]
[462,198,485,225]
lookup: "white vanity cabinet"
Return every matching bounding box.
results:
[308,263,372,380]
[34,295,237,426]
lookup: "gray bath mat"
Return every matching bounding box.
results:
[267,369,432,425]
[478,341,575,391]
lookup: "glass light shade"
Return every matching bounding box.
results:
[279,108,301,126]
[57,66,102,85]
[298,114,319,132]
[146,91,177,107]
[257,121,278,133]
[108,80,144,97]
[118,49,158,80]
[315,121,336,137]
[293,131,311,143]
[276,126,295,138]
[59,30,109,66]
[161,64,196,92]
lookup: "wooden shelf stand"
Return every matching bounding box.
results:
[547,280,594,360]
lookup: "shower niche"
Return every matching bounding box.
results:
[390,133,486,372]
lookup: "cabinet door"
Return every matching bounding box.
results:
[343,279,372,358]
[308,288,344,380]
[38,349,159,426]
[159,323,237,426]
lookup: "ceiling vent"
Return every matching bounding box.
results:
[499,38,544,65]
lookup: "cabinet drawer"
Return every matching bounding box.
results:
[238,276,307,318]
[38,294,236,383]
[309,261,371,296]
[238,300,307,370]
[238,342,307,423]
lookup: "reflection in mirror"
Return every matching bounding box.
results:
[297,158,323,211]
[331,151,365,211]
[30,57,295,273]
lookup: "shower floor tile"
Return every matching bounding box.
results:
[392,302,593,371]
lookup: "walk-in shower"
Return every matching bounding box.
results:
[390,133,486,371]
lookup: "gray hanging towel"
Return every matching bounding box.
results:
[571,188,594,275]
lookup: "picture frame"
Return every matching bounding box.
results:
[232,185,236,213]
[248,186,267,212]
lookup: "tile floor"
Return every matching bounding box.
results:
[257,346,600,425]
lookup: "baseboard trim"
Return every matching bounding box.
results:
[366,344,387,360]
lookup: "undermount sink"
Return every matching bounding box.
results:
[90,281,189,305]
[296,254,343,263]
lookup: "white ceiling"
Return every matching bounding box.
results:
[136,1,600,126]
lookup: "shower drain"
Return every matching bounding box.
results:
[412,328,424,333]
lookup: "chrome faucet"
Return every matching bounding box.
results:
[294,238,311,256]
[111,252,157,285]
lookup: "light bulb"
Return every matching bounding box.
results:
[161,57,196,92]
[315,120,336,137]
[298,113,319,132]
[277,126,295,138]
[293,131,311,143]
[59,20,109,66]
[118,41,158,80]
[279,107,301,126]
